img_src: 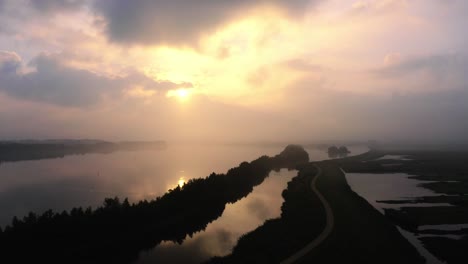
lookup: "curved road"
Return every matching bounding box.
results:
[280,165,335,264]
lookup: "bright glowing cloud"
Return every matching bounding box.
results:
[124,86,158,98]
[0,0,467,142]
[166,88,194,102]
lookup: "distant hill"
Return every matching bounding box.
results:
[0,139,110,145]
[0,140,166,163]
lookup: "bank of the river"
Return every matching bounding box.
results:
[0,145,310,264]
[341,149,468,264]
[207,164,325,263]
[135,169,297,264]
[211,151,424,263]
[296,160,424,264]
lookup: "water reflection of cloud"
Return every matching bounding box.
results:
[137,239,207,264]
[136,167,297,264]
[137,228,234,264]
[205,228,235,256]
[246,197,271,221]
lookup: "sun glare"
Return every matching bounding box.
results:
[177,89,189,98]
[178,177,186,187]
[166,88,193,101]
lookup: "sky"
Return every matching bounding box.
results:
[0,0,467,143]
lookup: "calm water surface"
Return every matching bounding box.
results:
[345,172,447,264]
[0,143,367,226]
[0,143,367,262]
[345,172,449,211]
[0,144,282,226]
[135,169,297,264]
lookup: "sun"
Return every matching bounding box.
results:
[178,177,186,187]
[166,88,193,101]
[177,89,189,98]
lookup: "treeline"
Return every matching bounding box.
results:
[0,145,309,264]
[0,141,166,163]
[327,145,351,159]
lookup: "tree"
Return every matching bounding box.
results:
[338,146,350,154]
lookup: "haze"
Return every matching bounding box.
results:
[0,0,467,143]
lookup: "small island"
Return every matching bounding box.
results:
[327,146,351,158]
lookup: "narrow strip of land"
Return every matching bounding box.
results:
[212,151,425,263]
[297,161,425,264]
[280,165,334,264]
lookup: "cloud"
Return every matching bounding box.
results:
[93,0,318,46]
[383,52,402,66]
[246,198,270,220]
[0,50,21,73]
[281,69,468,143]
[28,0,86,13]
[0,0,86,14]
[0,51,188,107]
[378,53,466,76]
[0,0,83,35]
[351,0,408,14]
[376,53,468,91]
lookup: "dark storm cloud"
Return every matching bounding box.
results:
[0,51,188,107]
[93,0,317,45]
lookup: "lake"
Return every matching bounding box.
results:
[0,143,367,226]
[0,143,368,262]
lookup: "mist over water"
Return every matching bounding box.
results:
[0,144,363,227]
[0,144,368,227]
[0,1,467,263]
